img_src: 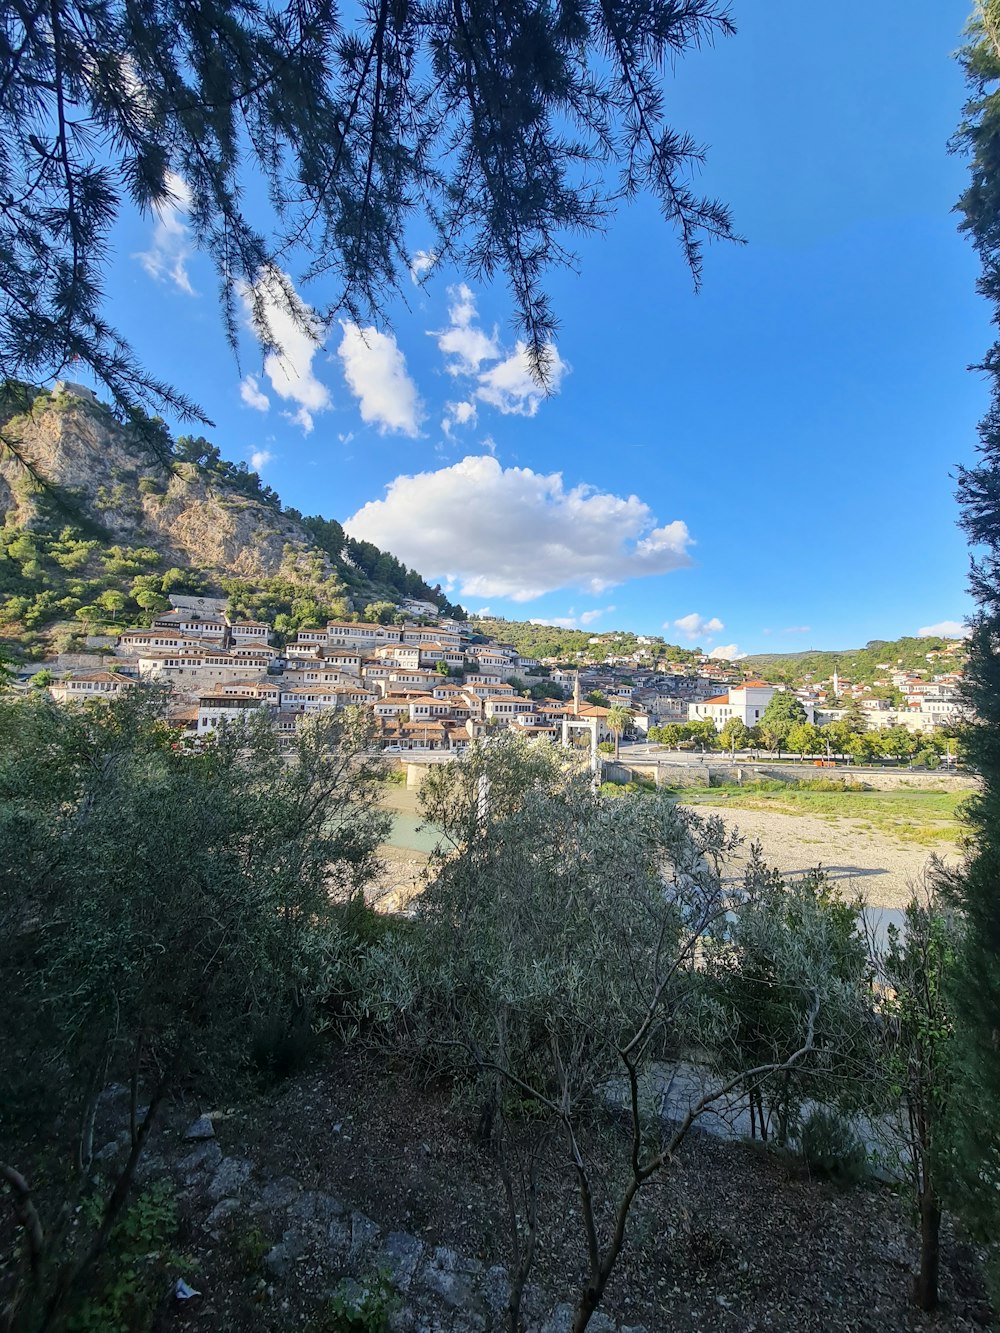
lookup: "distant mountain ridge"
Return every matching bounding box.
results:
[740,638,966,687]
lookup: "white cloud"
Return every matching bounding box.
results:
[671,613,725,642]
[282,406,314,434]
[345,456,692,602]
[337,323,423,437]
[134,171,195,295]
[527,605,615,630]
[442,399,478,436]
[431,285,568,418]
[240,374,270,412]
[917,620,968,639]
[782,625,812,635]
[707,644,747,661]
[476,341,568,417]
[410,250,436,284]
[239,266,332,433]
[434,284,501,375]
[249,449,273,471]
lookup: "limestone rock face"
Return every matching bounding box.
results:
[0,393,323,582]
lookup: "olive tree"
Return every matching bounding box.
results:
[0,690,389,1331]
[383,734,828,1333]
[704,847,871,1147]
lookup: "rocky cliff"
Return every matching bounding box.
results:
[0,388,321,583]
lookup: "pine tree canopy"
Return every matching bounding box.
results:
[1,0,738,418]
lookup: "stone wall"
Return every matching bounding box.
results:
[607,759,977,793]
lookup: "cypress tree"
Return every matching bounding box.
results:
[948,0,1000,1247]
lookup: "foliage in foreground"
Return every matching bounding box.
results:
[362,734,884,1331]
[0,690,389,1331]
[0,715,976,1327]
[947,7,1000,1295]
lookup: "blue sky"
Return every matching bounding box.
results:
[101,0,985,657]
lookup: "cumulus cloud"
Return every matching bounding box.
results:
[476,341,568,417]
[337,323,423,437]
[240,374,270,412]
[442,399,478,436]
[434,285,501,375]
[430,285,568,418]
[345,456,692,602]
[671,613,724,642]
[240,266,332,433]
[410,250,436,284]
[918,620,968,639]
[249,449,273,471]
[707,644,747,661]
[135,171,196,295]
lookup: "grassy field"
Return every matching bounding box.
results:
[679,781,969,847]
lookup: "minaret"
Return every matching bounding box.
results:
[573,671,581,716]
[832,667,840,699]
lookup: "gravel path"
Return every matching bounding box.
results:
[687,804,962,909]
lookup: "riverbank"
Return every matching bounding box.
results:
[376,784,436,912]
[684,801,962,909]
[376,780,964,913]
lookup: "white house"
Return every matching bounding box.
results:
[49,671,133,703]
[689,682,781,731]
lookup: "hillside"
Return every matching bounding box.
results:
[0,383,463,656]
[471,616,703,665]
[741,637,966,688]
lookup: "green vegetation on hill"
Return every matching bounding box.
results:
[0,388,465,654]
[742,636,965,688]
[470,616,702,665]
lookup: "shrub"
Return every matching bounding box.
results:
[68,1181,181,1333]
[799,1107,868,1188]
[322,1271,397,1332]
[249,1003,316,1082]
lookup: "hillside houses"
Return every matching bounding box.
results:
[37,595,968,755]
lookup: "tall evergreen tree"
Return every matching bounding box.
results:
[948,0,1000,1254]
[1,0,739,418]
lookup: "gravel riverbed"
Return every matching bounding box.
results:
[688,804,963,910]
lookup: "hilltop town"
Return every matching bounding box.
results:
[21,595,967,761]
[0,386,967,758]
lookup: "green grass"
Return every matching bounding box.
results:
[678,782,969,847]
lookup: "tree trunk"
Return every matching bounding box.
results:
[914,1192,941,1312]
[571,1284,603,1333]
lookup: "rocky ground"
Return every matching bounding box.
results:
[71,1049,988,1332]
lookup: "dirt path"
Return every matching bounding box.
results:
[686,804,962,909]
